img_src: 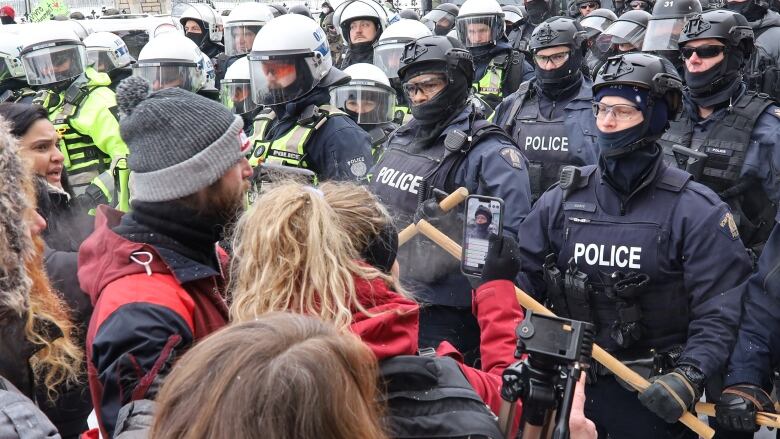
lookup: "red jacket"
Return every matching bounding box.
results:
[350,275,524,423]
[79,206,229,438]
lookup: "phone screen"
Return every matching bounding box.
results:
[461,196,504,276]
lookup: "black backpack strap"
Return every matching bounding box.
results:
[499,80,532,133]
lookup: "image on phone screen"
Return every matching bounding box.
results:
[462,196,503,276]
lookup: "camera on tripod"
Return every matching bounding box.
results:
[498,311,595,439]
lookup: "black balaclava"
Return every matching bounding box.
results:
[535,45,584,97]
[185,19,208,48]
[361,220,399,274]
[405,64,470,125]
[595,85,669,194]
[526,0,551,25]
[726,0,767,21]
[474,205,493,235]
[684,45,744,108]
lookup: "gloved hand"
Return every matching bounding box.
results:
[481,233,521,284]
[414,189,455,226]
[638,365,704,423]
[715,384,776,432]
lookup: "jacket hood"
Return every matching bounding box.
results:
[78,206,172,306]
[349,275,420,360]
[752,9,780,30]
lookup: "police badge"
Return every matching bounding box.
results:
[719,211,740,241]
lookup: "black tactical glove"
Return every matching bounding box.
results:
[481,233,522,284]
[414,189,458,227]
[715,384,776,432]
[638,365,704,423]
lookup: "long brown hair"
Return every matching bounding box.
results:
[151,313,388,439]
[229,182,410,328]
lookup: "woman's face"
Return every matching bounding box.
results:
[18,119,64,189]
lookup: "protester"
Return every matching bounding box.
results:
[151,313,388,439]
[79,76,252,438]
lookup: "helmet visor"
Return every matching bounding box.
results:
[643,18,685,51]
[330,83,396,124]
[456,15,504,48]
[21,44,86,86]
[423,9,457,34]
[0,58,13,83]
[374,42,406,79]
[224,23,262,57]
[133,62,200,92]
[87,48,121,73]
[603,20,647,49]
[248,53,318,106]
[221,79,258,115]
[581,15,613,39]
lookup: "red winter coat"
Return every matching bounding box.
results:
[79,206,229,438]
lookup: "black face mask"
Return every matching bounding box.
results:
[410,76,469,124]
[526,1,549,24]
[186,31,205,48]
[535,48,583,91]
[684,49,743,108]
[726,0,767,21]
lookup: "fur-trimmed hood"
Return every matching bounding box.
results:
[0,116,33,319]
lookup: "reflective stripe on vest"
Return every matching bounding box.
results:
[475,62,504,99]
[50,97,110,179]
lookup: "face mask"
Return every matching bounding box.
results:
[186,32,205,47]
[526,1,549,24]
[726,0,766,20]
[410,76,468,124]
[535,48,583,90]
[684,51,743,108]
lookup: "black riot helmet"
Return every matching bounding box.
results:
[580,8,618,39]
[593,53,683,155]
[643,0,702,52]
[398,35,475,85]
[678,10,754,53]
[422,3,460,35]
[530,17,587,88]
[399,8,421,20]
[525,0,556,25]
[289,4,312,18]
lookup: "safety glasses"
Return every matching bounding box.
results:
[629,0,648,8]
[533,50,571,67]
[402,77,446,97]
[680,45,726,59]
[580,2,599,9]
[592,102,642,120]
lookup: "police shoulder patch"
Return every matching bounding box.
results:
[499,147,523,170]
[347,156,367,177]
[719,211,740,241]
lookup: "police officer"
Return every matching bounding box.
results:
[21,29,130,210]
[580,7,618,45]
[422,3,460,35]
[0,33,36,104]
[659,10,780,255]
[585,10,651,75]
[222,2,275,69]
[724,0,780,101]
[573,0,602,18]
[220,56,258,135]
[83,32,135,91]
[456,0,534,114]
[493,17,599,202]
[331,63,398,160]
[369,35,532,363]
[642,0,703,73]
[178,2,226,85]
[247,14,374,181]
[335,0,389,68]
[289,4,313,18]
[514,52,752,438]
[503,5,531,50]
[526,0,559,29]
[716,221,780,435]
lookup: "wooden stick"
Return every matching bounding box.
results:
[415,220,716,439]
[695,402,780,429]
[397,187,469,246]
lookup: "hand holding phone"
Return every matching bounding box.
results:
[481,234,522,284]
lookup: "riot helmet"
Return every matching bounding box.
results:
[268,4,288,17]
[0,33,27,85]
[643,0,702,52]
[397,36,474,122]
[83,31,135,74]
[289,4,313,18]
[525,0,556,25]
[374,19,433,80]
[399,8,421,21]
[593,52,683,156]
[502,5,527,28]
[598,10,651,52]
[221,56,258,116]
[581,8,618,39]
[223,3,275,58]
[249,14,344,106]
[178,2,223,48]
[20,28,87,87]
[530,17,587,88]
[133,32,207,93]
[334,0,389,46]
[456,0,505,49]
[331,63,397,125]
[678,10,753,106]
[422,3,459,35]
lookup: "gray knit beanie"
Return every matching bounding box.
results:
[116,77,248,202]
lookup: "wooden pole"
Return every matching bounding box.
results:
[397,187,469,246]
[415,219,717,439]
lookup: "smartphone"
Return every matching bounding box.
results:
[461,195,504,277]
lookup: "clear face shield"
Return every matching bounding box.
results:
[374,41,406,79]
[224,23,262,57]
[330,82,396,124]
[602,20,647,50]
[133,62,201,92]
[581,15,613,39]
[21,44,87,86]
[643,17,686,51]
[221,79,259,115]
[423,9,457,35]
[456,15,504,48]
[87,48,122,73]
[248,53,319,106]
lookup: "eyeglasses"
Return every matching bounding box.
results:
[579,2,599,8]
[533,50,571,67]
[680,45,726,59]
[592,102,642,120]
[402,77,446,97]
[629,0,648,8]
